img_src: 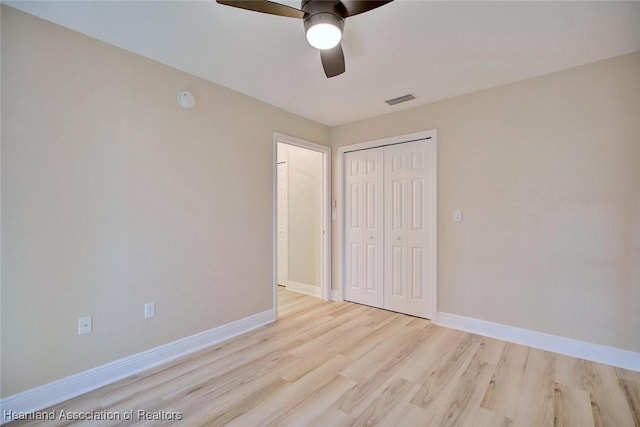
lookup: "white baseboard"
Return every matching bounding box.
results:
[435,312,640,372]
[331,289,342,301]
[0,309,275,424]
[286,281,322,297]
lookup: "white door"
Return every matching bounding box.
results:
[277,162,288,286]
[384,140,435,318]
[344,148,384,308]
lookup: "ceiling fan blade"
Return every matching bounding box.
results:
[338,0,393,18]
[320,44,345,78]
[216,0,304,19]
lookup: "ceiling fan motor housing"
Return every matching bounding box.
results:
[301,0,348,16]
[302,0,346,32]
[303,12,345,36]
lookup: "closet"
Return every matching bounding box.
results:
[343,138,436,318]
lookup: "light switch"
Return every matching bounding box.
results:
[453,210,462,222]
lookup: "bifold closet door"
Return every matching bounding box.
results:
[384,140,434,318]
[344,148,384,309]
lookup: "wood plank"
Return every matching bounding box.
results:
[341,313,415,361]
[394,325,459,382]
[288,313,372,358]
[617,367,640,385]
[588,364,636,427]
[511,348,555,427]
[422,350,494,427]
[476,336,507,366]
[377,401,430,427]
[224,354,354,426]
[472,407,513,427]
[268,375,357,427]
[410,332,480,409]
[350,377,415,427]
[336,326,435,416]
[556,357,636,426]
[619,378,640,427]
[480,342,530,419]
[306,407,355,427]
[553,382,595,427]
[180,376,288,426]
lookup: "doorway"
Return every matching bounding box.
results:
[273,133,331,318]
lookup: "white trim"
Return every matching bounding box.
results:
[0,310,274,424]
[273,133,332,306]
[272,136,279,318]
[331,289,343,301]
[336,144,344,305]
[336,129,438,318]
[276,160,289,287]
[435,312,640,372]
[286,281,322,298]
[427,137,438,319]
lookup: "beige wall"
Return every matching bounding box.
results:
[0,6,330,397]
[277,143,322,288]
[332,51,640,353]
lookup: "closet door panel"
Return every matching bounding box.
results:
[384,141,432,318]
[384,147,409,313]
[344,148,384,308]
[405,141,435,318]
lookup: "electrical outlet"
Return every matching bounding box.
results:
[145,302,155,319]
[78,316,92,335]
[453,209,462,222]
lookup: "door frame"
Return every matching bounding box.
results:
[272,133,332,316]
[276,161,289,287]
[336,129,438,318]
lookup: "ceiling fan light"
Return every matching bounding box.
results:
[304,13,344,50]
[306,23,341,49]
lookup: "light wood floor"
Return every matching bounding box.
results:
[10,287,639,426]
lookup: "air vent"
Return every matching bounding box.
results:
[385,93,416,106]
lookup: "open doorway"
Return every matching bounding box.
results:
[273,133,331,318]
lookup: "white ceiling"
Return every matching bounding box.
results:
[7,1,640,127]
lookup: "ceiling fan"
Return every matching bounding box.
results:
[216,0,394,78]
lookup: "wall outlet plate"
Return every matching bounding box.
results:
[145,302,155,319]
[78,316,92,335]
